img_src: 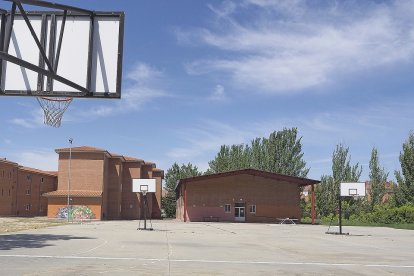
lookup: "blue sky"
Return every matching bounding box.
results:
[1,0,414,181]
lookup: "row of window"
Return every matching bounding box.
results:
[26,175,44,183]
[1,170,13,178]
[224,204,256,214]
[22,205,44,212]
[1,172,46,183]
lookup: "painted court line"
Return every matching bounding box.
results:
[0,254,413,269]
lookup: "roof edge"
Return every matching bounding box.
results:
[175,169,320,191]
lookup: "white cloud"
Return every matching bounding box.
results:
[180,0,414,94]
[208,84,227,101]
[164,96,414,178]
[71,62,168,120]
[9,62,168,127]
[11,150,58,171]
[126,62,163,83]
[167,119,256,160]
[10,108,45,129]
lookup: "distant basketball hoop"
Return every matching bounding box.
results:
[327,182,366,235]
[132,179,156,231]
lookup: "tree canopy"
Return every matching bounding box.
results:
[162,162,202,217]
[368,147,388,209]
[207,128,309,177]
[316,144,362,216]
[394,132,414,206]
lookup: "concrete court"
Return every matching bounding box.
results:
[0,220,413,275]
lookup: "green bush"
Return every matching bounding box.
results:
[350,204,414,224]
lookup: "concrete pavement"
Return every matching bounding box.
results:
[0,220,413,275]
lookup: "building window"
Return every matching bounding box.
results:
[26,189,31,195]
[27,174,31,181]
[224,204,231,213]
[249,205,256,214]
[1,189,3,196]
[41,177,44,183]
[25,204,30,211]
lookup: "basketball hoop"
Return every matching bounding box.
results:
[37,97,73,128]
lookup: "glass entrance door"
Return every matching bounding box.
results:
[234,206,245,222]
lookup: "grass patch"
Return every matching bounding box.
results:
[0,217,68,233]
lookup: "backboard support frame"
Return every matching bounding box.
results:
[0,0,124,98]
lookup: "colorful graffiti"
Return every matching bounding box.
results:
[56,205,96,220]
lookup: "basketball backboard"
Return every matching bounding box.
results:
[0,0,124,98]
[340,182,366,197]
[132,179,156,194]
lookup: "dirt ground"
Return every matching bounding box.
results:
[0,217,67,233]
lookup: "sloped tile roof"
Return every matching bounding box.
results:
[176,169,320,191]
[19,166,58,177]
[123,155,144,162]
[43,190,102,197]
[55,146,107,153]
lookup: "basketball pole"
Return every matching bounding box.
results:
[138,192,153,231]
[338,195,342,235]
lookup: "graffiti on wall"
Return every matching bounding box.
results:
[56,205,96,220]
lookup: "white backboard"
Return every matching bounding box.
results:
[132,179,156,193]
[340,182,366,197]
[0,12,124,98]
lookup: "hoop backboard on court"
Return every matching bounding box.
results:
[0,1,124,98]
[132,179,156,193]
[340,182,366,197]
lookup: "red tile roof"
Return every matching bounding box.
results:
[123,155,144,162]
[19,166,58,177]
[55,146,108,153]
[0,158,18,166]
[55,146,162,172]
[176,169,320,191]
[43,190,102,197]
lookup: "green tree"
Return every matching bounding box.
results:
[316,144,362,216]
[207,128,309,177]
[368,147,388,210]
[263,128,309,177]
[162,162,202,218]
[394,132,414,206]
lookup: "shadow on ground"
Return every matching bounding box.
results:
[0,234,93,250]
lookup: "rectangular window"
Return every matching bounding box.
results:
[26,189,31,195]
[41,177,44,183]
[249,205,256,214]
[25,204,30,211]
[224,204,231,213]
[27,174,31,181]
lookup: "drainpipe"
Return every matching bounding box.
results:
[311,184,315,225]
[183,184,187,222]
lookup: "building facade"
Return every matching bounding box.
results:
[43,146,163,220]
[0,158,57,217]
[176,169,319,223]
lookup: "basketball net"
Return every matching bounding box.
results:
[37,97,73,128]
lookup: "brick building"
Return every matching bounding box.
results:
[176,169,319,223]
[0,158,57,217]
[43,146,163,220]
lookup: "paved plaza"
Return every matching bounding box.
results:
[0,220,413,275]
